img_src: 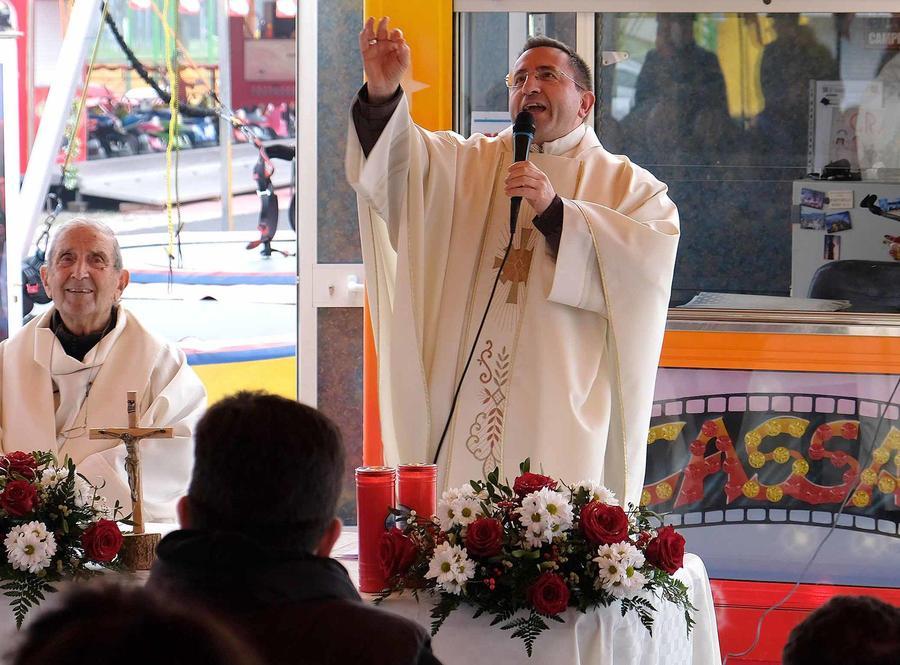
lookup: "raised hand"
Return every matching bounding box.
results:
[359,16,410,103]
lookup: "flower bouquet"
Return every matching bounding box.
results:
[1,451,125,628]
[377,460,695,657]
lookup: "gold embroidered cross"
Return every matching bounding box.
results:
[494,227,534,305]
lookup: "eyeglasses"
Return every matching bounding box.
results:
[505,67,586,91]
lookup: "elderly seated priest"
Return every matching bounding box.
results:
[0,218,206,521]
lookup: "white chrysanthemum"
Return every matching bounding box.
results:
[94,496,112,519]
[519,489,572,547]
[40,467,96,508]
[593,541,648,598]
[521,523,549,549]
[453,496,482,526]
[536,488,573,532]
[610,540,645,569]
[573,480,619,506]
[426,542,474,594]
[437,485,481,530]
[40,467,67,488]
[4,521,57,574]
[518,496,551,544]
[595,559,627,588]
[612,568,648,598]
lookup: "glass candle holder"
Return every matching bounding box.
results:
[355,466,396,593]
[397,463,438,520]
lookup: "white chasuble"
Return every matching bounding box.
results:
[0,306,207,521]
[347,94,679,507]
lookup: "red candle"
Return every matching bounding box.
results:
[355,466,396,593]
[398,463,437,519]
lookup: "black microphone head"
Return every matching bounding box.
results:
[513,110,535,137]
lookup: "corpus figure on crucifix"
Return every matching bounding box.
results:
[91,391,173,535]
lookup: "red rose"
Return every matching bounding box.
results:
[465,518,504,558]
[0,480,39,517]
[527,572,570,615]
[378,528,418,579]
[0,452,38,479]
[580,501,629,545]
[513,472,557,497]
[645,525,685,574]
[81,519,124,562]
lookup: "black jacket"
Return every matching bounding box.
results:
[147,529,441,665]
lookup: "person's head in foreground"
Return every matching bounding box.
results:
[179,390,346,554]
[5,583,263,665]
[40,218,129,336]
[782,594,900,665]
[507,36,595,145]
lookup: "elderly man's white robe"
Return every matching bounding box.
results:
[0,306,206,521]
[347,94,678,507]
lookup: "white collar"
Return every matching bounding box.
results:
[537,124,588,156]
[34,304,128,372]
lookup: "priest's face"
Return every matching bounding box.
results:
[508,47,595,145]
[40,223,130,336]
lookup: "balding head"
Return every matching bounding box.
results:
[47,219,124,271]
[39,218,130,336]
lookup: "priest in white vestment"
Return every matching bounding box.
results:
[346,19,679,507]
[0,219,206,521]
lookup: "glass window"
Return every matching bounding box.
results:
[458,11,900,313]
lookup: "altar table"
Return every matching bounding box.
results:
[333,534,722,665]
[3,527,722,665]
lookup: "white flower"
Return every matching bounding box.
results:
[426,542,475,595]
[573,480,619,506]
[518,494,551,546]
[593,541,647,598]
[454,496,482,526]
[536,488,574,533]
[518,488,573,548]
[437,485,483,529]
[522,523,549,549]
[40,467,96,508]
[4,521,57,574]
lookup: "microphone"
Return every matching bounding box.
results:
[510,110,535,235]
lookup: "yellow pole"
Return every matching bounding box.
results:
[360,0,453,463]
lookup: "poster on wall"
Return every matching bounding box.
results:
[648,368,900,587]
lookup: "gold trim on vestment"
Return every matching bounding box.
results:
[572,197,630,503]
[442,153,506,490]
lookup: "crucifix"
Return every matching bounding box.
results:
[89,390,172,568]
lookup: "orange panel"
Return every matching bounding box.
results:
[362,0,453,130]
[661,330,900,375]
[360,1,454,465]
[711,579,900,664]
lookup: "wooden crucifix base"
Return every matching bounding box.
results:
[119,532,161,571]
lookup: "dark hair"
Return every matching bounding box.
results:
[6,584,263,665]
[782,595,900,665]
[187,391,346,552]
[520,36,592,90]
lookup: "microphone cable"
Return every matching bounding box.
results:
[722,372,900,664]
[430,111,533,466]
[432,234,514,465]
